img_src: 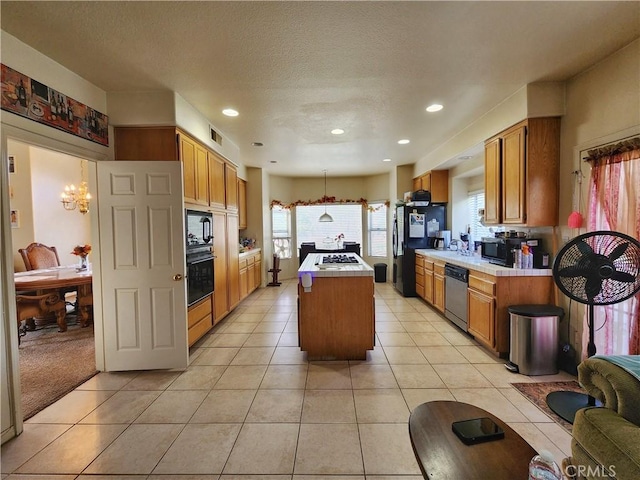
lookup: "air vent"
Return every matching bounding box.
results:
[210,126,222,145]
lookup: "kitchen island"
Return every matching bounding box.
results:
[298,253,375,360]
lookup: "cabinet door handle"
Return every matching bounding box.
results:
[173,274,183,281]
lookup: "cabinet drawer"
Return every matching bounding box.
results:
[416,271,425,287]
[434,262,445,275]
[188,315,213,345]
[188,296,212,328]
[247,255,255,265]
[469,275,496,296]
[424,260,434,271]
[239,257,248,269]
[415,255,424,268]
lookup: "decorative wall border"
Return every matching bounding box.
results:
[1,64,109,146]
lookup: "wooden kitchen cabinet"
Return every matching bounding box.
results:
[254,255,262,289]
[433,262,445,313]
[239,256,249,300]
[213,211,229,323]
[179,133,208,206]
[412,170,449,203]
[484,117,560,226]
[423,259,434,304]
[188,295,213,346]
[238,178,247,229]
[225,164,238,211]
[468,285,495,348]
[415,254,425,300]
[226,213,240,310]
[209,152,226,209]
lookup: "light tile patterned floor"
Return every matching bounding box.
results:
[1,280,576,478]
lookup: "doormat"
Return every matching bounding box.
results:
[511,381,586,432]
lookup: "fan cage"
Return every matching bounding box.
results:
[553,231,640,306]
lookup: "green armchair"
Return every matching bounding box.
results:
[570,355,640,480]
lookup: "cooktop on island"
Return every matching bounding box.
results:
[321,254,360,264]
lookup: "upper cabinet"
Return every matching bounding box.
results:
[412,170,449,203]
[225,163,238,211]
[114,126,244,214]
[238,178,247,229]
[484,117,560,226]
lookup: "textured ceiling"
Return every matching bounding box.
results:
[1,1,639,177]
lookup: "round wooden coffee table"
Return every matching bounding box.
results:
[408,401,537,479]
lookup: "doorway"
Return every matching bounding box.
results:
[8,139,97,419]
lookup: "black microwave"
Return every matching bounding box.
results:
[185,209,213,253]
[480,237,541,267]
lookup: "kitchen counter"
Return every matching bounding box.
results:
[239,247,261,258]
[297,252,375,360]
[415,249,552,277]
[298,252,374,278]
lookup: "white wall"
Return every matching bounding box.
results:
[558,39,640,357]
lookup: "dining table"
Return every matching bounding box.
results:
[14,265,93,331]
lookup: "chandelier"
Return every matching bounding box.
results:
[61,161,92,214]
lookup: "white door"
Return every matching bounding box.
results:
[97,161,188,371]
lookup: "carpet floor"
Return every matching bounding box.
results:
[19,319,97,420]
[511,380,587,432]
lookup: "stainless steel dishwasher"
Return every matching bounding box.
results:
[444,263,469,332]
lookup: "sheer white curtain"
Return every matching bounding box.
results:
[585,139,640,355]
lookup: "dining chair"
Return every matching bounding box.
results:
[18,242,77,312]
[18,242,61,271]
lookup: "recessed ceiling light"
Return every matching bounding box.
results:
[252,142,264,147]
[383,158,392,162]
[398,139,410,145]
[426,104,443,113]
[331,128,345,135]
[458,155,472,160]
[222,108,239,117]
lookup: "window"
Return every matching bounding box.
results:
[271,205,292,258]
[296,204,362,248]
[368,203,387,256]
[468,190,492,241]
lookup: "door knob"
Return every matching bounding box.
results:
[173,274,183,281]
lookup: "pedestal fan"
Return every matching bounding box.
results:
[547,230,640,423]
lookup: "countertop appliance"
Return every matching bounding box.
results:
[481,236,541,268]
[435,230,451,250]
[392,202,446,296]
[444,263,469,331]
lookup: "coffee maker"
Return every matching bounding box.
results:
[435,230,451,250]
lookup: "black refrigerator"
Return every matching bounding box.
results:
[392,203,446,296]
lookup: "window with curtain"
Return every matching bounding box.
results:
[367,203,387,256]
[468,190,492,241]
[272,205,292,258]
[584,136,640,356]
[296,204,363,248]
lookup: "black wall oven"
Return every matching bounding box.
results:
[186,250,214,306]
[185,209,214,306]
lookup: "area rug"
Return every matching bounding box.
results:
[511,381,587,432]
[19,321,97,420]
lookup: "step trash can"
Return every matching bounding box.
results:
[506,304,563,375]
[374,263,387,283]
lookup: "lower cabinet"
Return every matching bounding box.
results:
[239,250,262,302]
[433,262,445,313]
[188,295,213,346]
[424,260,434,304]
[415,254,425,299]
[468,288,495,348]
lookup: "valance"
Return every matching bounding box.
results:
[583,136,640,163]
[271,198,390,211]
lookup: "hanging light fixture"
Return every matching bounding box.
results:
[61,161,92,214]
[319,169,333,223]
[567,170,584,228]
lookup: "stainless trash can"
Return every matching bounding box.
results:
[506,304,563,375]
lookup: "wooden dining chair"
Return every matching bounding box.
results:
[18,242,77,311]
[18,242,61,271]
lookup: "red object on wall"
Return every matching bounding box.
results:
[568,211,584,228]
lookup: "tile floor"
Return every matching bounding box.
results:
[1,280,576,479]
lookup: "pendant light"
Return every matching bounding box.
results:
[567,170,584,229]
[319,170,333,222]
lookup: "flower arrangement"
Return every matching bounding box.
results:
[71,244,92,257]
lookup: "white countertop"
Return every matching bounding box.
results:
[298,252,374,277]
[239,248,261,257]
[415,249,552,277]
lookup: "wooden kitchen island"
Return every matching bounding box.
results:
[298,253,375,360]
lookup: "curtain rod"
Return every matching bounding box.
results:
[582,135,640,162]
